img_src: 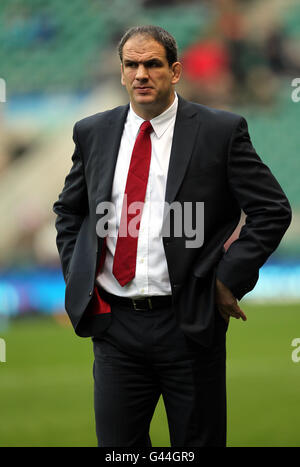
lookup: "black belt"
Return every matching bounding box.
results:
[97,286,172,311]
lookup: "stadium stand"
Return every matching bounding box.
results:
[0,0,209,94]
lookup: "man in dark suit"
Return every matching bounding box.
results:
[53,25,291,447]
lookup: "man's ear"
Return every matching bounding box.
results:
[171,61,182,85]
[120,63,125,86]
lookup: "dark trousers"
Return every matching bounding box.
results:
[92,303,227,447]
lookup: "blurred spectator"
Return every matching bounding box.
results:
[214,0,248,87]
[265,26,300,76]
[182,39,230,81]
[181,38,235,107]
[265,29,289,75]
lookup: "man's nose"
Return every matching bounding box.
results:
[135,64,148,81]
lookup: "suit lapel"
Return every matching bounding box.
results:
[95,104,128,264]
[164,96,200,205]
[95,104,129,205]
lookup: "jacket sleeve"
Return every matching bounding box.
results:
[53,123,88,281]
[216,116,292,300]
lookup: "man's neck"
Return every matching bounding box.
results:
[130,92,176,120]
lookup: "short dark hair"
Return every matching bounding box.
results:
[118,25,178,67]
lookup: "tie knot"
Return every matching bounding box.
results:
[140,120,153,134]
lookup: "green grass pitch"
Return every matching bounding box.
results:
[0,302,299,447]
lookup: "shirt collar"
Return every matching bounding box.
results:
[129,93,178,139]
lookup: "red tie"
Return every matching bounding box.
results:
[113,120,153,286]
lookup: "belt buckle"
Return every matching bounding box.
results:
[132,298,153,311]
[132,299,143,311]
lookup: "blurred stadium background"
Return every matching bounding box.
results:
[0,0,300,447]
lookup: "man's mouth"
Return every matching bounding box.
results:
[134,86,153,91]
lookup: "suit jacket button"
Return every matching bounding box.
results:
[89,291,93,296]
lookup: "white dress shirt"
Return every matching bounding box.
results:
[96,93,178,298]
